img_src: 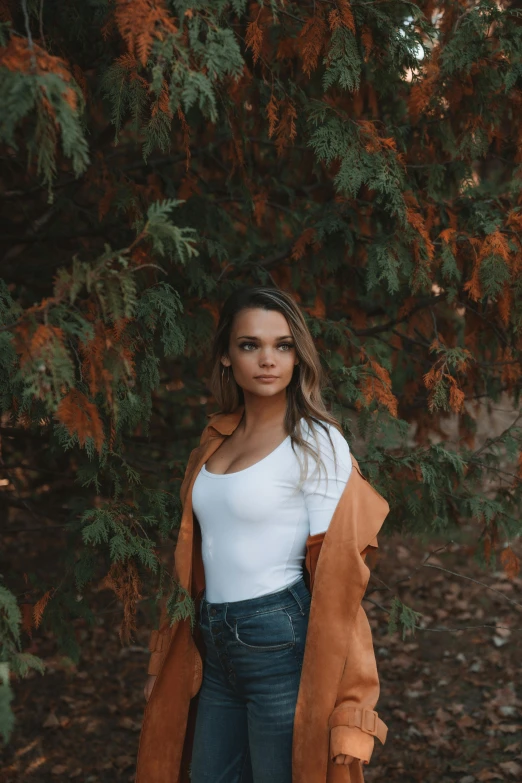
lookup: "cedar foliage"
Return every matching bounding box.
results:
[1,0,522,742]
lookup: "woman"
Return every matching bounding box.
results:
[137,286,389,783]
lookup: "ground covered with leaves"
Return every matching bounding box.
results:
[1,528,521,783]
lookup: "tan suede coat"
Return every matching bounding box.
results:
[135,408,390,783]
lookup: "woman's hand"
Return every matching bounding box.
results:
[144,674,157,702]
[333,754,355,765]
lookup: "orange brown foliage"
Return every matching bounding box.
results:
[274,99,297,156]
[408,49,440,124]
[329,1,356,34]
[361,26,373,62]
[448,376,466,413]
[0,36,78,108]
[308,294,326,319]
[55,388,105,453]
[464,229,511,302]
[114,0,178,67]
[498,284,512,327]
[291,228,320,261]
[33,590,53,629]
[358,120,397,154]
[298,14,328,76]
[79,321,114,403]
[245,20,264,66]
[500,547,520,581]
[406,206,435,261]
[357,354,398,417]
[101,559,142,643]
[13,323,65,371]
[266,93,279,139]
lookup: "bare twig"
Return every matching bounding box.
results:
[21,0,37,70]
[422,563,522,611]
[39,0,46,48]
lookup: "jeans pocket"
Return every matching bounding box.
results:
[234,608,295,651]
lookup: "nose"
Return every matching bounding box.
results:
[259,348,276,367]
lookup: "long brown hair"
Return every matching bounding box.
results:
[208,286,345,483]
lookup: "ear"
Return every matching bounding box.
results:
[221,356,232,368]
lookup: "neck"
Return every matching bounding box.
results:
[239,390,287,436]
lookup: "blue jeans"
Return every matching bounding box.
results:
[190,576,312,783]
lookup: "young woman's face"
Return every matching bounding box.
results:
[222,308,299,398]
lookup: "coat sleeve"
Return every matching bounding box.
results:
[328,536,388,765]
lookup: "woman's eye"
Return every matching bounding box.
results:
[238,342,294,351]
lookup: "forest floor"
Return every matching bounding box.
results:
[1,527,521,783]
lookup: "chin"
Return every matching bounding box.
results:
[243,383,289,397]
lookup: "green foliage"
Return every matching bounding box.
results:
[323,28,361,93]
[387,596,423,639]
[166,583,196,632]
[143,200,199,262]
[1,0,522,746]
[0,69,89,195]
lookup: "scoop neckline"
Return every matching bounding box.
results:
[201,433,292,478]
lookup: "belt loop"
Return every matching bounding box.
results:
[288,584,305,615]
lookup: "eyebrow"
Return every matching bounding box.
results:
[236,335,294,341]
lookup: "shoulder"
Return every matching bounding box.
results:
[299,418,351,462]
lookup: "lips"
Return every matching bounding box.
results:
[255,376,278,380]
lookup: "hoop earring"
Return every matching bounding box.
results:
[221,365,229,383]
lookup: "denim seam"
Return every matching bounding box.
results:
[221,598,309,622]
[233,609,296,651]
[288,583,305,615]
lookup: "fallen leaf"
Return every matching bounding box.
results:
[499,761,522,778]
[114,755,135,769]
[43,711,60,729]
[476,770,505,781]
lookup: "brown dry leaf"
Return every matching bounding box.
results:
[51,765,67,775]
[115,755,135,769]
[42,711,60,728]
[435,707,452,723]
[118,716,141,731]
[499,761,522,778]
[391,652,414,669]
[476,771,505,781]
[448,703,465,715]
[457,715,476,730]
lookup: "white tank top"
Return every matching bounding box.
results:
[192,419,352,603]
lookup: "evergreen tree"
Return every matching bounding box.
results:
[1,0,521,741]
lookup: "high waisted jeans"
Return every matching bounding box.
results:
[190,575,312,783]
